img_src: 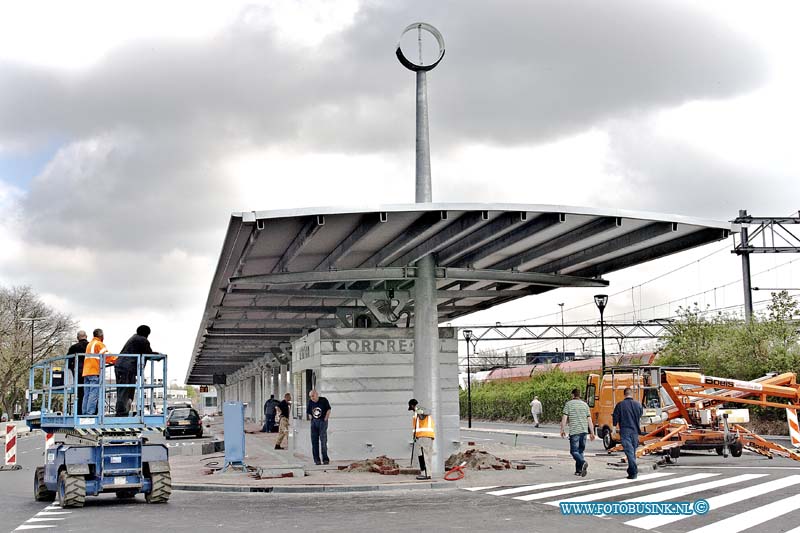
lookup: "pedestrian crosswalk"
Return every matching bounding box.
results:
[464,470,800,532]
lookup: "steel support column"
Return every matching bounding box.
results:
[272,367,280,399]
[739,210,754,323]
[413,65,443,475]
[279,364,288,397]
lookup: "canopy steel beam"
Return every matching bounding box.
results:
[436,211,529,266]
[230,267,606,288]
[571,227,729,278]
[532,222,676,274]
[448,213,565,268]
[359,211,451,268]
[489,217,622,271]
[389,211,489,267]
[272,215,325,273]
[204,330,299,337]
[223,288,537,299]
[314,214,385,270]
[208,319,340,328]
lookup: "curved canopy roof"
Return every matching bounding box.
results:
[185,203,734,384]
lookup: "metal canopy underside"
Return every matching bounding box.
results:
[186,203,734,384]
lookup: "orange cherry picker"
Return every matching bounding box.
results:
[587,366,800,462]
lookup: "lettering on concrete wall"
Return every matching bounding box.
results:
[297,344,311,361]
[326,339,415,353]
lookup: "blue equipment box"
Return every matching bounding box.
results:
[223,402,246,465]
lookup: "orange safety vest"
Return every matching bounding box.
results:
[413,411,435,439]
[83,338,116,377]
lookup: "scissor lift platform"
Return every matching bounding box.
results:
[26,352,171,507]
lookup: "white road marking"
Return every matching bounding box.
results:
[625,474,800,530]
[547,473,719,505]
[12,503,70,531]
[666,465,800,470]
[514,473,673,502]
[622,473,767,503]
[488,479,585,496]
[782,525,800,533]
[463,486,500,491]
[687,493,800,533]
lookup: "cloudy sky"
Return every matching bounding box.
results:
[1,0,798,380]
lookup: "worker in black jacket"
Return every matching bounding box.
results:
[612,387,644,479]
[116,325,157,417]
[66,330,89,415]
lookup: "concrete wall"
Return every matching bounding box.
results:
[291,327,459,462]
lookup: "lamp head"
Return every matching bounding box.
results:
[462,329,473,341]
[594,294,608,312]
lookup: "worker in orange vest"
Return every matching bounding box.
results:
[82,328,116,415]
[408,398,435,480]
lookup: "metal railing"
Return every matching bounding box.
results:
[27,352,168,431]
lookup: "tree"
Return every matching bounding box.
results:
[0,285,76,418]
[657,298,800,381]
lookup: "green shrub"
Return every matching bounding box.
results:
[459,369,589,422]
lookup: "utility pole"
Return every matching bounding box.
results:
[558,303,565,353]
[738,209,754,323]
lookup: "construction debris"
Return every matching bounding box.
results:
[445,449,518,470]
[344,455,403,475]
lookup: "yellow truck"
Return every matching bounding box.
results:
[584,366,696,450]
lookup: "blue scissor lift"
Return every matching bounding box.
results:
[26,353,171,508]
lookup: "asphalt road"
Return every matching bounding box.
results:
[5,427,800,533]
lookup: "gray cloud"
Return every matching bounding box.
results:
[604,121,796,219]
[0,0,766,152]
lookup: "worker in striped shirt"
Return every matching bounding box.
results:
[561,388,596,477]
[82,329,116,415]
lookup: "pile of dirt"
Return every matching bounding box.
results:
[445,449,513,470]
[344,455,400,474]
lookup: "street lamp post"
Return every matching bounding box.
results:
[20,315,48,417]
[594,295,608,374]
[20,316,48,368]
[558,303,565,353]
[462,329,477,429]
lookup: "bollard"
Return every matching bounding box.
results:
[4,424,16,465]
[788,408,800,448]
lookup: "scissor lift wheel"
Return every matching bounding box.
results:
[34,467,55,502]
[145,471,172,504]
[58,471,86,508]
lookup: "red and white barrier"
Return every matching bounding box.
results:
[45,432,55,450]
[788,408,800,448]
[4,424,16,466]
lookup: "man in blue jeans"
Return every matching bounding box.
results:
[306,389,331,465]
[561,388,596,477]
[613,387,644,479]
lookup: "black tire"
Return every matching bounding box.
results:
[116,489,138,499]
[715,446,724,456]
[164,431,171,440]
[602,427,614,450]
[145,471,171,504]
[730,442,743,458]
[57,471,86,508]
[197,430,203,439]
[669,447,681,459]
[34,467,56,502]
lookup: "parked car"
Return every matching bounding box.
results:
[164,407,203,439]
